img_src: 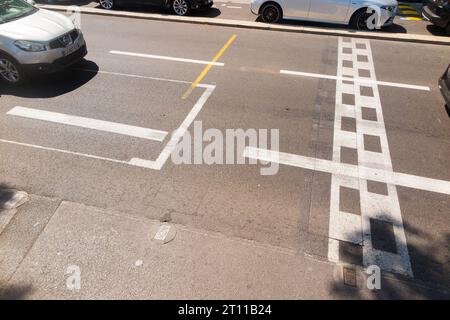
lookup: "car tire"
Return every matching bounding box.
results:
[99,0,115,10]
[446,23,450,36]
[172,0,191,16]
[260,2,282,23]
[350,9,372,31]
[0,53,26,85]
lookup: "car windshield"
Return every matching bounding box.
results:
[0,0,37,24]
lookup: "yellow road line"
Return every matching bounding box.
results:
[401,17,424,21]
[182,34,237,100]
[400,9,419,15]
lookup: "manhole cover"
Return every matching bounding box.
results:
[153,223,176,244]
[343,267,357,287]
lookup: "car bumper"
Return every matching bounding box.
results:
[439,68,450,108]
[22,44,87,74]
[422,5,449,28]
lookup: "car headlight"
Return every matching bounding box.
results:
[381,5,397,12]
[14,40,47,52]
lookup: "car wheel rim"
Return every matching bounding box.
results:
[173,0,188,15]
[0,59,20,83]
[262,5,279,23]
[99,0,113,9]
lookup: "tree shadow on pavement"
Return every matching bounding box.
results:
[328,223,450,299]
[0,282,33,300]
[0,184,15,208]
[0,60,99,99]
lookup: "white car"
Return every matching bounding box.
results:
[0,0,87,84]
[250,0,398,29]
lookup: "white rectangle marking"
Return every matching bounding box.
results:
[7,107,168,142]
[110,50,224,66]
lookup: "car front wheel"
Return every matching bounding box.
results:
[350,9,372,31]
[0,54,25,85]
[260,3,282,23]
[172,0,191,16]
[99,0,115,10]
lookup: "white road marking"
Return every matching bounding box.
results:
[129,84,216,170]
[75,68,194,84]
[243,147,450,196]
[1,84,216,171]
[110,50,225,66]
[0,138,130,165]
[280,70,431,91]
[154,225,171,241]
[7,106,168,142]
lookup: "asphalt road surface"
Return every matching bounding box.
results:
[0,13,449,298]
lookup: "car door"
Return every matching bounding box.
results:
[280,0,311,19]
[308,0,351,23]
[134,0,167,8]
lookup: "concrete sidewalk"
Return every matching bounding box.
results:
[0,195,447,299]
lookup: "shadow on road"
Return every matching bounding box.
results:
[0,60,99,99]
[426,24,449,37]
[327,223,450,299]
[273,18,408,34]
[0,282,33,300]
[0,184,15,210]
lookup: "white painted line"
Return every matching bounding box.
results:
[280,70,431,91]
[2,85,216,171]
[7,107,168,142]
[154,224,171,241]
[75,68,194,84]
[129,84,216,170]
[243,146,450,196]
[0,138,130,165]
[110,50,225,66]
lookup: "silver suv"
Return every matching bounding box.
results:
[0,0,87,84]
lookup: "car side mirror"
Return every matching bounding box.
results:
[26,0,36,5]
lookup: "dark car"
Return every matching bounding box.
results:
[422,0,450,34]
[97,0,213,16]
[439,64,450,114]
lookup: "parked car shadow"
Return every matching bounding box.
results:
[265,17,408,34]
[426,24,449,36]
[0,60,99,99]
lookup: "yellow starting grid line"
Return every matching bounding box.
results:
[182,34,237,100]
